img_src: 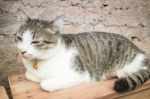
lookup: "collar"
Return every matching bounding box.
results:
[32,59,38,70]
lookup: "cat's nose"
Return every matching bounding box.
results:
[20,50,26,54]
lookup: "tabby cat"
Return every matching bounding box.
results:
[15,9,150,92]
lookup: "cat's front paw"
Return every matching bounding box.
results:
[25,71,40,83]
[40,80,58,92]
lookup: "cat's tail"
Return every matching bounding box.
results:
[114,68,150,92]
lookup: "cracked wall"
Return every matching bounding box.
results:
[0,0,150,95]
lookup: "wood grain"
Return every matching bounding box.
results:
[0,86,9,99]
[8,74,150,99]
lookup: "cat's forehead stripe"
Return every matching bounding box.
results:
[32,31,36,39]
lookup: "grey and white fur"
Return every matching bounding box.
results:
[15,9,150,92]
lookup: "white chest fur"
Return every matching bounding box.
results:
[22,45,78,79]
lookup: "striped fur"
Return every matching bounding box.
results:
[114,68,150,91]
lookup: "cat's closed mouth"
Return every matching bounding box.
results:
[22,53,33,58]
[17,52,33,59]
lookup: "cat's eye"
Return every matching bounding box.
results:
[32,41,40,44]
[17,36,22,41]
[43,41,55,44]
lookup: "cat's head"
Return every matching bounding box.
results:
[15,9,63,60]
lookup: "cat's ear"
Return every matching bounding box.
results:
[48,16,64,35]
[15,9,29,21]
[50,24,60,35]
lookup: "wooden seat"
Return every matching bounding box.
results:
[0,85,9,99]
[8,74,150,99]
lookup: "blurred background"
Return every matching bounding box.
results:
[0,0,150,97]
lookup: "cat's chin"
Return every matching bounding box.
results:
[22,54,34,60]
[22,55,48,61]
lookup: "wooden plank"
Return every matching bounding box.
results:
[116,88,150,99]
[0,86,9,99]
[8,74,150,99]
[8,74,115,99]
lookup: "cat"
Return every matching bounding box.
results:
[15,9,150,92]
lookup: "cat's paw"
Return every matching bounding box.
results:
[40,80,58,92]
[25,71,40,83]
[116,69,127,78]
